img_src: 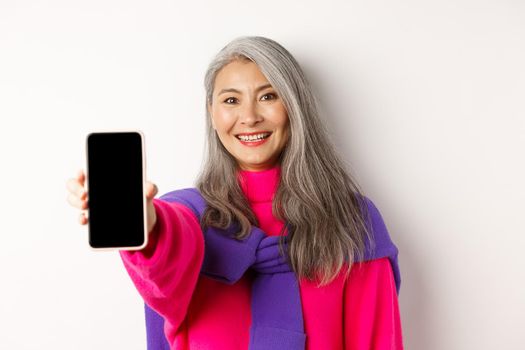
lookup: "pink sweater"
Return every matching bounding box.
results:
[120,165,403,349]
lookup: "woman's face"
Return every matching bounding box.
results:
[208,59,290,172]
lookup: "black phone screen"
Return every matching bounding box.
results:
[86,132,145,249]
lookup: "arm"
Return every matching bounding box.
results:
[344,257,404,349]
[119,198,205,340]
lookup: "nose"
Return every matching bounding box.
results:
[239,100,263,126]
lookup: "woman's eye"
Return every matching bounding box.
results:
[224,97,238,104]
[261,93,277,101]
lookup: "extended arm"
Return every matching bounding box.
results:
[119,198,205,344]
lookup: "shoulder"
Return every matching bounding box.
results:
[355,194,398,261]
[158,187,205,218]
[357,195,383,224]
[355,194,402,293]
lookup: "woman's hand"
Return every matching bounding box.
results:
[66,169,159,233]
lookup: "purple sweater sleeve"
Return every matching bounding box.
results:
[119,198,205,344]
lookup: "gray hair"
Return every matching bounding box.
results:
[195,36,374,285]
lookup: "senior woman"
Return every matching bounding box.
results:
[67,36,403,349]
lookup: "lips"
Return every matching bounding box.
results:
[235,132,272,142]
[235,131,272,137]
[237,135,271,147]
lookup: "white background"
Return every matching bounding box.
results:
[1,1,524,349]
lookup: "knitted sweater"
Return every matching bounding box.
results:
[120,165,403,349]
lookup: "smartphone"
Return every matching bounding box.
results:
[85,130,148,251]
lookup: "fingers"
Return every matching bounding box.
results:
[68,170,154,228]
[66,180,87,201]
[79,212,88,225]
[67,169,89,226]
[66,172,88,211]
[67,192,88,210]
[66,173,87,200]
[76,169,86,186]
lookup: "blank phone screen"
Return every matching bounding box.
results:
[87,132,145,249]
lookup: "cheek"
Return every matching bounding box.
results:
[280,115,291,145]
[212,109,235,133]
[263,104,288,125]
[277,111,289,134]
[274,104,288,125]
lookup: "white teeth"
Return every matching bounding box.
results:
[237,133,270,141]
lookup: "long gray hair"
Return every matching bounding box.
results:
[195,36,374,285]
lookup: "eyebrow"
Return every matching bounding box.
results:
[217,83,273,96]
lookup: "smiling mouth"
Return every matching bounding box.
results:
[235,132,272,142]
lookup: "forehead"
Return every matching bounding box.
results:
[214,59,270,90]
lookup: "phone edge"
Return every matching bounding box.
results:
[85,129,149,252]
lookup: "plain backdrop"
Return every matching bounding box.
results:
[1,0,524,349]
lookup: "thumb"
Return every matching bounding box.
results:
[145,181,158,200]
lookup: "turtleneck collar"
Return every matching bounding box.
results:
[237,165,281,203]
